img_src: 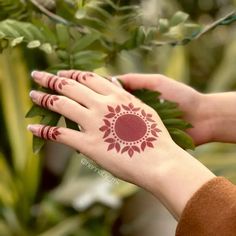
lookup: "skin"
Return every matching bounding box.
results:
[28,70,216,220]
[118,73,236,145]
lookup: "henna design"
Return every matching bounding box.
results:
[70,71,94,82]
[40,94,59,108]
[99,103,161,158]
[39,126,61,140]
[47,75,69,91]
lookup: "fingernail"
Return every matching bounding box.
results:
[111,76,123,88]
[27,124,40,135]
[31,71,44,80]
[29,90,38,102]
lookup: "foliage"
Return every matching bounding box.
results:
[0,0,236,235]
[0,0,235,152]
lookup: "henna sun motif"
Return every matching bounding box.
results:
[99,103,161,158]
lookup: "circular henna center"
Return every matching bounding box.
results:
[114,114,147,142]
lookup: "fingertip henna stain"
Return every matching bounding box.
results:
[99,103,162,158]
[39,126,61,140]
[40,95,59,108]
[69,71,94,82]
[47,75,69,91]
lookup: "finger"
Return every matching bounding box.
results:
[57,70,121,95]
[27,124,87,153]
[29,90,90,129]
[31,71,103,108]
[117,73,167,91]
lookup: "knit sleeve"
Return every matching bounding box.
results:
[175,177,236,236]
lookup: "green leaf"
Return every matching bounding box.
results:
[65,118,80,131]
[56,24,70,49]
[27,40,41,48]
[25,105,52,118]
[168,128,195,150]
[40,43,53,54]
[163,118,193,130]
[10,36,24,47]
[72,33,100,51]
[170,11,189,27]
[159,19,169,33]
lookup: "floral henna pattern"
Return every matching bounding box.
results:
[39,126,61,140]
[70,71,94,82]
[40,94,59,108]
[47,75,69,91]
[99,103,161,157]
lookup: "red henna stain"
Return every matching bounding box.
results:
[39,126,61,140]
[115,114,147,142]
[47,75,69,91]
[99,103,161,158]
[40,95,59,108]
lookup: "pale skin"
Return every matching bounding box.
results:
[28,71,235,221]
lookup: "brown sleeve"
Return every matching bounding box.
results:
[175,177,236,236]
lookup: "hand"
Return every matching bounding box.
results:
[28,70,174,185]
[118,73,213,145]
[28,70,215,219]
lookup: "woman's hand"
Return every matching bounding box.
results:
[118,74,214,145]
[28,70,174,184]
[28,70,215,219]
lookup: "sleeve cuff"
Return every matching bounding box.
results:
[176,177,236,236]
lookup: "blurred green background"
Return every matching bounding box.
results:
[0,0,236,235]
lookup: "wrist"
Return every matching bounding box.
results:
[142,143,215,219]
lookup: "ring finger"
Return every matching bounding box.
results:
[30,90,90,129]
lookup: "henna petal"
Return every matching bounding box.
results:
[141,141,146,151]
[146,137,156,142]
[99,126,108,132]
[58,83,62,89]
[147,142,154,148]
[129,103,134,109]
[105,113,115,118]
[103,119,111,127]
[108,143,115,151]
[154,128,162,132]
[141,110,146,117]
[105,138,115,143]
[50,99,53,106]
[132,107,140,112]
[122,105,130,111]
[147,113,152,117]
[151,130,158,137]
[52,134,56,140]
[107,105,115,113]
[132,146,140,153]
[62,80,68,85]
[128,148,134,158]
[151,124,157,128]
[103,129,111,138]
[147,118,155,122]
[115,143,121,152]
[121,146,129,154]
[115,105,121,113]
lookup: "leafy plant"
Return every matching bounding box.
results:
[1,1,236,236]
[0,1,235,151]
